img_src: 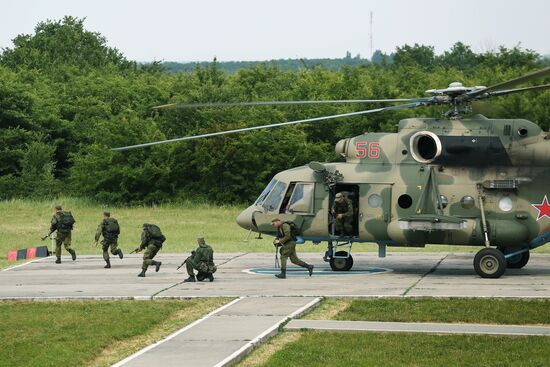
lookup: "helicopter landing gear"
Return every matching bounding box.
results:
[324,240,354,271]
[474,247,507,278]
[497,247,530,269]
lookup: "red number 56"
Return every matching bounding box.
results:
[355,141,380,159]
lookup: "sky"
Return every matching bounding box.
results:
[1,0,549,62]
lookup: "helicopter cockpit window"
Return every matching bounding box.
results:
[262,181,287,212]
[287,183,314,214]
[255,179,277,206]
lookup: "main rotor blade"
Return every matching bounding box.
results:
[113,101,426,151]
[483,83,550,98]
[153,99,415,110]
[466,67,550,99]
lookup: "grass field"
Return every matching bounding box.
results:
[239,297,550,366]
[2,198,549,269]
[307,297,550,325]
[252,331,550,367]
[0,298,228,367]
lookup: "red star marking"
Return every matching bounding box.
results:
[532,195,550,221]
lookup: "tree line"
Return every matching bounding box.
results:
[1,16,549,204]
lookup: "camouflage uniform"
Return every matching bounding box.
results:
[185,237,217,282]
[137,224,163,277]
[95,216,122,267]
[275,222,313,278]
[49,211,77,263]
[332,195,354,235]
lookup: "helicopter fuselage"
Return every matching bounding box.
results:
[237,115,550,255]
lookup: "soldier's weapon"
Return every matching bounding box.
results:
[41,233,55,256]
[274,241,280,269]
[130,247,141,254]
[177,259,187,270]
[177,251,195,270]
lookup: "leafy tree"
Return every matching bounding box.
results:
[0,16,132,73]
[393,44,436,70]
[439,42,478,70]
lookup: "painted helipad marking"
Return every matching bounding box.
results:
[243,266,392,276]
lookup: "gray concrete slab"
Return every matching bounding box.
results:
[115,296,320,367]
[2,252,550,299]
[285,319,550,336]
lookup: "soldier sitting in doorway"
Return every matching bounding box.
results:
[332,192,354,236]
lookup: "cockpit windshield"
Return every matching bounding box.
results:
[255,178,277,206]
[262,181,287,212]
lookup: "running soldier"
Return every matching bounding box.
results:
[94,211,123,268]
[134,223,164,277]
[271,218,313,279]
[43,205,77,264]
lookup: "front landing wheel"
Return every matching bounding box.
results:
[474,248,506,278]
[330,251,354,271]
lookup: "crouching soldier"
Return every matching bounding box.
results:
[135,223,165,277]
[43,205,77,264]
[183,237,217,282]
[94,211,123,268]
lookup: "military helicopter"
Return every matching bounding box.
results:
[114,67,550,278]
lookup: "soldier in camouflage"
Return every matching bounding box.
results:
[271,218,313,279]
[46,205,77,264]
[136,223,164,277]
[183,237,217,282]
[332,192,354,236]
[94,211,123,268]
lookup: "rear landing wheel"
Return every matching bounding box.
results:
[330,251,353,271]
[474,248,506,278]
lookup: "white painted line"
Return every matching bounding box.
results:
[112,297,244,367]
[213,297,322,367]
[2,256,50,272]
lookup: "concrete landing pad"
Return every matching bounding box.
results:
[2,252,550,299]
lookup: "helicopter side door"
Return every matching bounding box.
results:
[360,184,392,241]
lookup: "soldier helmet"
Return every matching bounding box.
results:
[103,211,110,217]
[335,192,343,199]
[197,236,206,245]
[55,205,63,211]
[271,218,281,223]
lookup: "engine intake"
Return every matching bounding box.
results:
[410,131,442,164]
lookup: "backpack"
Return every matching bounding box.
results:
[58,211,75,233]
[282,221,300,240]
[104,218,120,238]
[145,224,166,244]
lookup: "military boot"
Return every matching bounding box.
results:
[307,264,314,276]
[69,249,77,261]
[154,261,162,272]
[117,249,124,260]
[184,275,196,282]
[55,257,61,264]
[104,259,111,269]
[138,269,146,277]
[207,273,214,282]
[275,270,286,279]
